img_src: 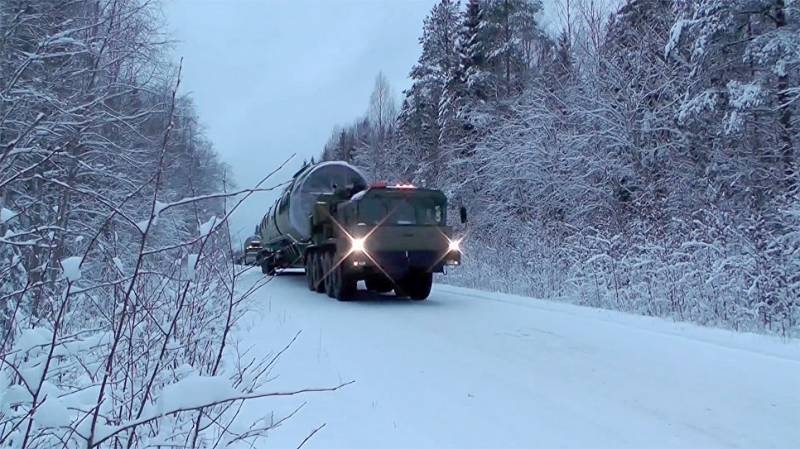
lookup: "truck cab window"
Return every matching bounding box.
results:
[390,200,416,225]
[358,196,445,226]
[360,198,415,225]
[415,199,444,225]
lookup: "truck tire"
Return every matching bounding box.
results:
[323,253,335,298]
[313,253,325,293]
[365,277,393,294]
[401,272,433,300]
[331,263,356,301]
[305,253,315,291]
[260,259,274,275]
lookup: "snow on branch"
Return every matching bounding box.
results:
[91,380,354,447]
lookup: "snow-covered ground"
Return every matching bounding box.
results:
[233,269,800,449]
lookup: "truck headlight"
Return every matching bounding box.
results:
[448,239,461,252]
[351,237,366,253]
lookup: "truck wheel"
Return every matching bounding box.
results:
[313,253,325,293]
[323,253,335,298]
[332,264,356,301]
[403,272,433,300]
[260,259,274,275]
[305,253,315,291]
[365,277,393,294]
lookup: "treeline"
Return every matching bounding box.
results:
[321,0,800,336]
[0,1,289,447]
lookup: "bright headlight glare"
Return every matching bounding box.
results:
[448,239,461,252]
[351,237,366,253]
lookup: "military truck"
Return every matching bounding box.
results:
[256,161,464,301]
[242,235,262,265]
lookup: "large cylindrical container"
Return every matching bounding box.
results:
[259,161,367,247]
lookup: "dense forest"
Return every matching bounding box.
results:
[0,1,306,447]
[321,0,800,336]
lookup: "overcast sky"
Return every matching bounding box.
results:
[163,0,559,242]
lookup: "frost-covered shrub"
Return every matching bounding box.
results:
[449,205,799,337]
[0,225,282,448]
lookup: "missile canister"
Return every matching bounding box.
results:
[259,161,367,246]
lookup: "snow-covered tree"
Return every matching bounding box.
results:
[317,0,799,336]
[472,0,544,99]
[664,0,799,328]
[399,0,462,184]
[667,0,799,199]
[1,1,343,447]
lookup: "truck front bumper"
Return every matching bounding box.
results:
[345,249,461,276]
[244,251,260,265]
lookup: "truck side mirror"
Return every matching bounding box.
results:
[459,206,467,224]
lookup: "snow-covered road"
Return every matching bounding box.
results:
[234,269,800,449]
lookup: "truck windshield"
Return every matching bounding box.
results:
[358,196,444,226]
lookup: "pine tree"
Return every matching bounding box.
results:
[473,0,543,99]
[397,0,461,184]
[461,0,485,80]
[666,0,799,201]
[440,0,482,146]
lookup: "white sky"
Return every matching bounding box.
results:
[163,0,561,242]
